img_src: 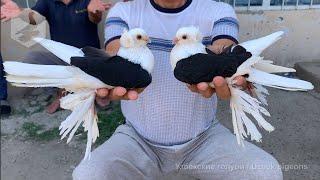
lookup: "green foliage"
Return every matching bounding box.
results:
[22,122,60,141]
[95,105,125,145]
[21,104,125,144]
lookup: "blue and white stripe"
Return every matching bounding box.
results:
[104,17,130,46]
[212,17,239,43]
[105,17,129,29]
[147,37,214,52]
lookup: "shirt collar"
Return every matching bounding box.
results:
[150,0,192,14]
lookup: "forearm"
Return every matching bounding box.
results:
[208,38,237,54]
[88,11,102,24]
[105,39,120,56]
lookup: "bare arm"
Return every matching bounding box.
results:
[208,38,236,54]
[105,39,120,56]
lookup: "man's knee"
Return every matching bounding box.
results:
[72,158,116,180]
[245,152,283,180]
[72,157,147,180]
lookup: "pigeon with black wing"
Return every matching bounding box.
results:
[4,28,154,160]
[170,26,314,145]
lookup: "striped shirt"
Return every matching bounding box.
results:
[104,0,239,145]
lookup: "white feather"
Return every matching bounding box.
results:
[59,91,97,160]
[171,27,314,146]
[4,62,109,91]
[117,46,154,74]
[4,62,107,160]
[253,60,296,73]
[117,28,155,74]
[252,84,269,105]
[33,37,84,64]
[239,31,284,56]
[170,26,206,70]
[247,69,314,91]
[6,28,154,160]
[170,43,206,70]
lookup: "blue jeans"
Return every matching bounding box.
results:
[0,53,7,100]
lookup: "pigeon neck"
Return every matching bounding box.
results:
[117,47,154,74]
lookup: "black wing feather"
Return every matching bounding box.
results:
[71,56,152,89]
[174,46,251,84]
[81,46,111,58]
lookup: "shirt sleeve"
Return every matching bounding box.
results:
[31,0,49,18]
[104,2,130,47]
[211,2,239,44]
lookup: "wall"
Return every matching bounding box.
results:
[237,9,320,67]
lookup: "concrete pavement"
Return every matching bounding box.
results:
[295,61,320,92]
[217,88,320,180]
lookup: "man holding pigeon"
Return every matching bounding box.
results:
[73,0,283,179]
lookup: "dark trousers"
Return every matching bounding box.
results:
[0,53,7,100]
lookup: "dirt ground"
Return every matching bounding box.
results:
[1,88,320,180]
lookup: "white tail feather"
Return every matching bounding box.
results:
[4,61,73,78]
[247,69,314,91]
[229,86,274,144]
[4,62,108,91]
[252,84,269,105]
[253,60,296,73]
[240,31,284,56]
[33,38,84,64]
[59,91,98,160]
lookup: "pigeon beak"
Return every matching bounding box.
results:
[143,36,150,44]
[173,37,179,45]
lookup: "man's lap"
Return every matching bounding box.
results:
[180,124,283,180]
[73,124,162,180]
[73,123,283,180]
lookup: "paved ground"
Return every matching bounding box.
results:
[217,88,320,180]
[295,61,320,92]
[1,88,320,180]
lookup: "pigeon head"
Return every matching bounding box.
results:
[173,26,203,45]
[120,28,150,48]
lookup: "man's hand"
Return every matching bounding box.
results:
[96,87,145,107]
[1,0,22,22]
[210,38,235,54]
[87,0,112,23]
[187,38,248,100]
[87,0,111,14]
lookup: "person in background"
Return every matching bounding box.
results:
[0,0,112,113]
[0,53,11,115]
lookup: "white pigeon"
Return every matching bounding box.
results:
[4,28,155,160]
[170,26,314,145]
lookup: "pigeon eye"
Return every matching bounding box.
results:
[137,35,142,40]
[182,35,187,40]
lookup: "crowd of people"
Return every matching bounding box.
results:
[1,0,283,179]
